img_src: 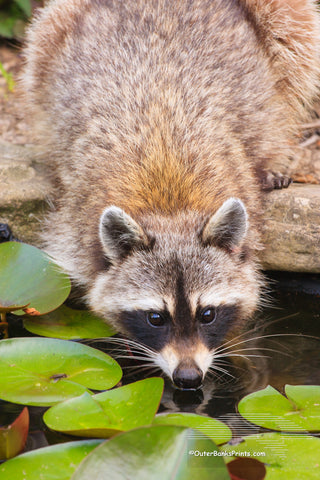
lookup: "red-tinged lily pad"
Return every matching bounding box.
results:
[44,378,164,437]
[0,338,122,406]
[24,304,116,339]
[71,426,230,480]
[0,242,71,315]
[0,439,102,480]
[227,458,266,480]
[152,412,232,445]
[0,407,29,461]
[238,384,320,432]
[223,433,320,480]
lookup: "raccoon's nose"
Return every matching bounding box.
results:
[172,364,203,390]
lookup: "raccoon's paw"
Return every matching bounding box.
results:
[261,171,292,191]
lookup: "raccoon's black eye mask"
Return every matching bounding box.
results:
[119,309,171,351]
[197,305,240,349]
[119,304,239,352]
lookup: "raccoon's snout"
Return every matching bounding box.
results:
[172,362,203,390]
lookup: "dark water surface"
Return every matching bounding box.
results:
[1,271,320,451]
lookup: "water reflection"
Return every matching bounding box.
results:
[119,273,319,410]
[1,272,319,451]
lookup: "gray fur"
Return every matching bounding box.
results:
[21,0,320,383]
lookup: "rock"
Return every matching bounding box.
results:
[0,142,50,244]
[260,184,320,273]
[0,141,319,272]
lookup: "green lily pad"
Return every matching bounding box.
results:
[72,426,230,480]
[152,413,232,445]
[223,433,320,480]
[0,439,102,480]
[0,338,122,406]
[0,242,71,315]
[44,378,164,437]
[0,407,29,460]
[24,304,116,339]
[238,385,320,432]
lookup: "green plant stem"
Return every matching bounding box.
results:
[0,61,15,93]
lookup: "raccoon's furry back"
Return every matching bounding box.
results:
[22,0,320,285]
[21,0,320,388]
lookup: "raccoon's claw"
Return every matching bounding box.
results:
[262,171,292,191]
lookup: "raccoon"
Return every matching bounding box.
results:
[22,0,320,389]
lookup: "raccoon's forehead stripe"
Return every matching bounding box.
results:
[190,286,257,313]
[89,274,174,314]
[174,266,193,335]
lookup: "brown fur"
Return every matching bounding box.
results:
[21,0,320,384]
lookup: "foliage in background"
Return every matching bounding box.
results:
[0,0,41,91]
[0,60,14,92]
[0,0,32,39]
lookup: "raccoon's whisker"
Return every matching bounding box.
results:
[210,365,234,377]
[105,337,157,353]
[119,349,159,358]
[214,360,247,373]
[122,363,159,370]
[98,337,158,356]
[206,369,226,383]
[208,365,236,380]
[211,359,233,367]
[221,352,270,360]
[213,332,315,356]
[215,346,292,357]
[114,355,157,362]
[257,312,300,328]
[212,313,301,354]
[122,365,162,376]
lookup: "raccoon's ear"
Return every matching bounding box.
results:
[201,198,248,251]
[99,206,151,262]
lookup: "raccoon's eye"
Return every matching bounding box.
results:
[146,311,166,327]
[200,307,216,324]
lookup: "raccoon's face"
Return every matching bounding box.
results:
[89,198,261,390]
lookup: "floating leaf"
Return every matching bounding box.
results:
[152,412,231,445]
[0,439,102,480]
[227,458,266,480]
[24,304,115,339]
[238,384,320,432]
[0,407,29,460]
[0,242,71,315]
[223,433,320,480]
[72,426,230,480]
[0,338,122,406]
[44,378,164,437]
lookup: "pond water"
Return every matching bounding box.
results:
[1,271,320,451]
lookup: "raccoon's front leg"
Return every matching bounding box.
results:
[261,171,292,191]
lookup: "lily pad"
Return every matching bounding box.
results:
[0,338,122,406]
[227,458,266,480]
[152,412,232,445]
[72,426,230,480]
[238,384,320,432]
[44,377,164,437]
[223,433,320,480]
[0,439,102,480]
[0,407,29,460]
[24,304,116,339]
[0,242,71,315]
